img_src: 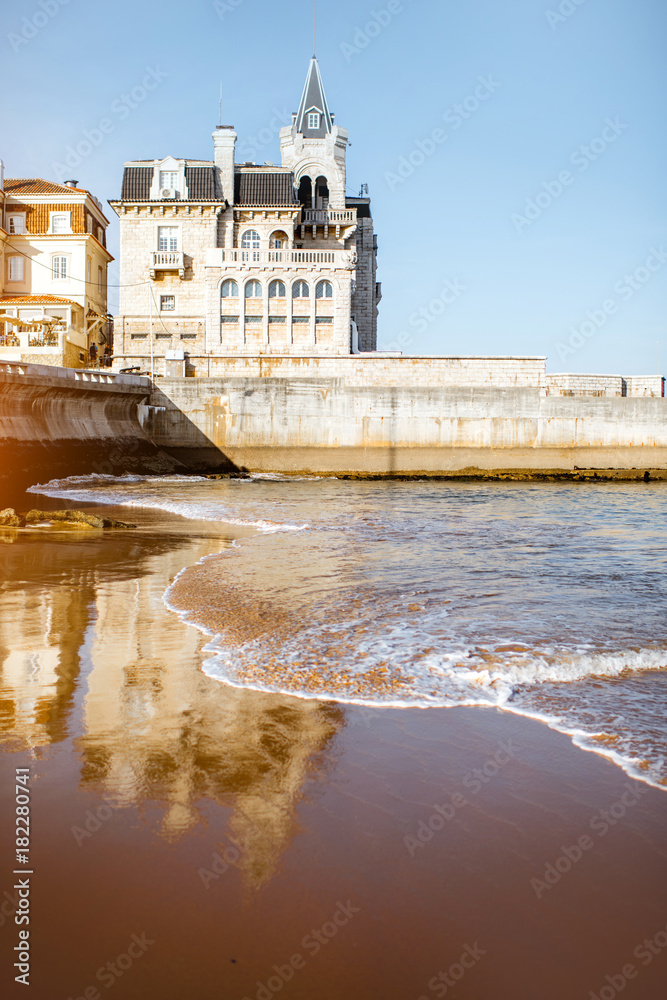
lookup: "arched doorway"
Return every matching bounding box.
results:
[270,230,289,249]
[315,176,330,210]
[298,176,313,209]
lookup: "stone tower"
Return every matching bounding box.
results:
[280,57,381,351]
[280,56,348,211]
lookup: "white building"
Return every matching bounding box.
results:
[110,58,381,372]
[0,169,113,368]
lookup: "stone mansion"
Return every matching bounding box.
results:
[110,58,381,369]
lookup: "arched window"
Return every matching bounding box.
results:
[269,280,286,298]
[241,230,260,249]
[298,176,312,210]
[292,280,310,299]
[245,280,262,299]
[221,279,239,298]
[316,280,333,299]
[270,231,288,250]
[241,229,260,262]
[315,176,330,210]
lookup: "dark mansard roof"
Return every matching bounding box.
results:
[234,170,299,207]
[119,165,220,201]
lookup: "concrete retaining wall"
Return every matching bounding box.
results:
[3,364,667,491]
[148,377,667,477]
[0,364,185,500]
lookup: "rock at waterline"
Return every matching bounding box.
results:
[0,508,21,527]
[0,509,137,530]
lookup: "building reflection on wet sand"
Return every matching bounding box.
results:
[0,525,342,887]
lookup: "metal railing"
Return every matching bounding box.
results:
[28,332,59,347]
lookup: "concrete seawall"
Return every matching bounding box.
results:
[149,378,667,478]
[0,364,184,499]
[3,365,667,494]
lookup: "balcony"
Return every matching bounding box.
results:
[206,248,357,270]
[150,251,185,278]
[301,209,357,225]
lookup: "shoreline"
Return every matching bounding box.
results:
[11,476,665,796]
[21,485,662,797]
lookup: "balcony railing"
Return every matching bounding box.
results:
[150,251,185,278]
[301,209,357,225]
[206,248,357,269]
[28,332,59,347]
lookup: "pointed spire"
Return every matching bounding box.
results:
[295,57,333,138]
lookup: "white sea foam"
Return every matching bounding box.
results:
[30,473,667,792]
[28,475,309,534]
[197,635,667,790]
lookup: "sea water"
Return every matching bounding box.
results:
[29,475,667,790]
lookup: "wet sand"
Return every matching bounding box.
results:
[0,501,666,1000]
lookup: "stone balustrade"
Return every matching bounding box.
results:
[206,248,357,269]
[150,251,186,278]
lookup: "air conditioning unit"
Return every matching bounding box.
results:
[165,350,186,377]
[161,188,176,199]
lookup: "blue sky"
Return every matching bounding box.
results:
[2,0,665,373]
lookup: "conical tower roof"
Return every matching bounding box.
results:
[295,57,333,138]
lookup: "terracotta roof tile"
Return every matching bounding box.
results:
[0,294,79,306]
[4,179,88,196]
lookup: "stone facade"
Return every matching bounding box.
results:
[545,374,664,398]
[104,351,664,398]
[111,58,381,367]
[105,353,547,386]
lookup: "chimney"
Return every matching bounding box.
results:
[212,126,237,204]
[64,179,79,188]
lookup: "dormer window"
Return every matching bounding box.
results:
[8,214,26,235]
[307,112,320,130]
[50,212,71,234]
[149,160,187,201]
[160,171,178,190]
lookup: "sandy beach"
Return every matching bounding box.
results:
[0,495,665,1000]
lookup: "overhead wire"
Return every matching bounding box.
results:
[2,239,151,289]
